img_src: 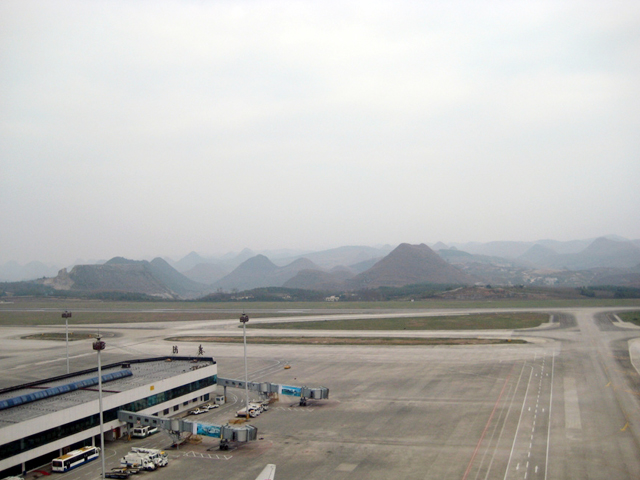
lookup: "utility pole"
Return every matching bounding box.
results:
[93,334,106,480]
[62,311,72,374]
[240,313,250,419]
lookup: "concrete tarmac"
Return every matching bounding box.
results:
[1,306,640,479]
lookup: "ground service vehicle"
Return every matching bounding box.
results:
[52,446,100,472]
[236,407,259,418]
[189,408,205,415]
[131,426,158,438]
[120,453,155,471]
[130,448,168,467]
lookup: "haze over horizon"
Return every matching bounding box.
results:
[2,1,639,266]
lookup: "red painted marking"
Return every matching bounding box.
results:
[461,364,514,480]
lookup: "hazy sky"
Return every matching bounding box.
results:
[2,0,639,265]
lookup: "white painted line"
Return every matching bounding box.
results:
[545,353,556,480]
[504,364,534,480]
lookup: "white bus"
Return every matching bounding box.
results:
[52,446,100,472]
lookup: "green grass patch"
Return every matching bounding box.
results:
[617,311,640,326]
[246,313,549,330]
[166,335,526,346]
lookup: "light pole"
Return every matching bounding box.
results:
[93,334,106,480]
[62,311,72,374]
[240,314,250,419]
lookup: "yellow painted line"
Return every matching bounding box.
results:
[621,422,629,432]
[606,381,611,387]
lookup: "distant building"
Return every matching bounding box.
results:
[0,357,217,478]
[324,296,339,302]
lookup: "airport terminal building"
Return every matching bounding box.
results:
[0,357,217,478]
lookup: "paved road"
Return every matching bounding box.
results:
[2,306,640,479]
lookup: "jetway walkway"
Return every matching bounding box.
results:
[117,410,257,448]
[217,377,329,406]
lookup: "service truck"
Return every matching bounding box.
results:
[120,452,155,471]
[130,448,168,467]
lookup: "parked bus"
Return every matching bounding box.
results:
[52,446,100,472]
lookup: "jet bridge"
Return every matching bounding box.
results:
[117,410,257,448]
[217,377,329,406]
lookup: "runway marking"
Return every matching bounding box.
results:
[504,365,534,480]
[183,451,232,460]
[621,422,629,432]
[273,407,315,412]
[462,364,514,480]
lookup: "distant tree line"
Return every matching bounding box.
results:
[578,286,640,298]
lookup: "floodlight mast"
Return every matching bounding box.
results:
[62,311,72,374]
[240,313,250,419]
[92,334,106,480]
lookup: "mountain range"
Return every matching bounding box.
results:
[3,236,640,298]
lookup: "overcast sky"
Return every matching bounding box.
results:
[1,0,639,266]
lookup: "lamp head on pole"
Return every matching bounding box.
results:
[93,335,106,351]
[240,313,249,324]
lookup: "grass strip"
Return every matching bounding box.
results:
[617,311,640,326]
[21,332,98,341]
[246,313,548,331]
[0,310,313,326]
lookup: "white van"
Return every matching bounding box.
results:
[131,426,150,438]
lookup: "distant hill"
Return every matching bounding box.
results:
[42,257,209,299]
[518,244,558,266]
[283,268,355,291]
[544,237,640,270]
[146,257,208,297]
[0,260,60,282]
[349,243,473,288]
[349,257,383,274]
[450,241,534,258]
[182,263,229,285]
[170,251,209,272]
[590,269,640,288]
[213,255,321,291]
[277,245,395,270]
